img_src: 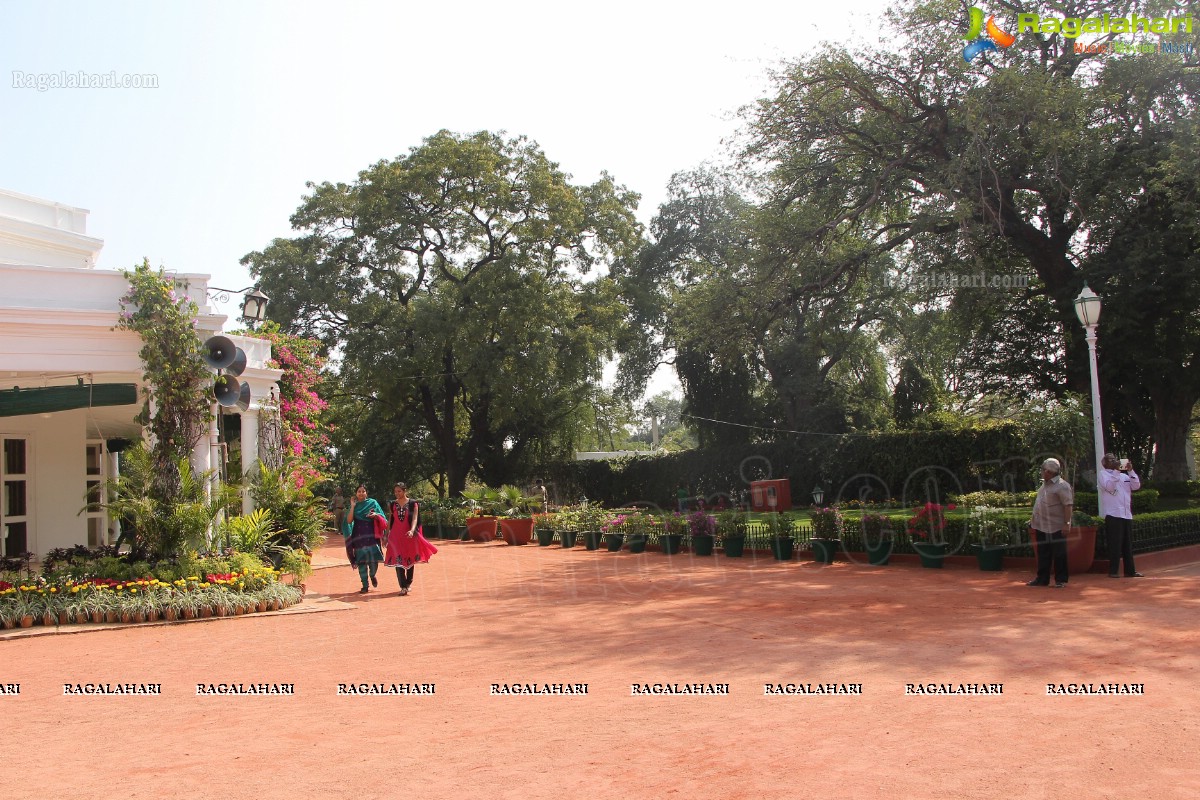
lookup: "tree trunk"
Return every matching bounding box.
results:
[1150,391,1198,481]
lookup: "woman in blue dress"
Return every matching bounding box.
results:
[343,484,386,594]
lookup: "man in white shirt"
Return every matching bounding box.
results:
[1099,453,1144,578]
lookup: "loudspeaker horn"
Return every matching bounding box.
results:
[202,335,237,370]
[226,347,248,377]
[235,382,252,412]
[214,374,244,407]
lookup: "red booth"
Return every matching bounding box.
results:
[750,479,792,512]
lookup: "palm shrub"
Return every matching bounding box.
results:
[249,463,326,552]
[216,508,276,557]
[97,442,234,560]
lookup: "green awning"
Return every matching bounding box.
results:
[0,384,139,418]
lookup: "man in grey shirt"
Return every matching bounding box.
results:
[1029,458,1074,588]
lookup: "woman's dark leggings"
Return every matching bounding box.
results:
[396,565,414,589]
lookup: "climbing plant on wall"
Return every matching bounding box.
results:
[116,259,212,502]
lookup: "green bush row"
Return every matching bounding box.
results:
[1143,480,1200,498]
[1074,489,1159,515]
[532,421,1091,510]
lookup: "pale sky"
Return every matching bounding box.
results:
[2,0,889,396]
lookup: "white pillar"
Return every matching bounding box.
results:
[209,407,222,491]
[241,406,260,515]
[192,417,212,481]
[107,450,121,545]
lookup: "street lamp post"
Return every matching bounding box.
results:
[1074,283,1104,516]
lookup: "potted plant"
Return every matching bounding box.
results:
[907,502,955,568]
[600,514,626,552]
[659,512,687,555]
[621,512,654,553]
[462,487,502,541]
[1026,509,1099,575]
[764,512,794,561]
[688,511,717,556]
[715,510,749,557]
[444,505,470,541]
[577,504,607,550]
[534,512,557,547]
[554,509,579,549]
[1066,510,1099,574]
[808,506,843,564]
[859,512,895,566]
[969,505,1010,571]
[497,484,542,545]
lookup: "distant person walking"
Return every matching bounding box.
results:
[1029,458,1073,588]
[344,484,386,594]
[1099,453,1144,578]
[385,483,437,596]
[328,487,347,531]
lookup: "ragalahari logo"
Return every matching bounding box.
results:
[963,7,1016,62]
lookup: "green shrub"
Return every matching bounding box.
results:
[950,490,1037,508]
[1131,508,1200,525]
[1074,489,1159,515]
[250,463,326,552]
[1143,481,1200,498]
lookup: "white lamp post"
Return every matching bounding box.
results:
[1074,283,1104,515]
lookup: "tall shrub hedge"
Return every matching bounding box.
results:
[530,421,1084,509]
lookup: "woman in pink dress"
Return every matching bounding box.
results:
[385,483,437,595]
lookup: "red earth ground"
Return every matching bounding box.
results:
[2,534,1198,800]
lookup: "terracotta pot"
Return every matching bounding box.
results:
[19,616,34,628]
[257,601,269,613]
[499,518,535,545]
[58,612,71,626]
[1029,526,1097,575]
[466,516,499,542]
[41,613,55,627]
[201,606,213,618]
[183,608,196,620]
[164,608,178,621]
[105,611,118,624]
[91,610,105,624]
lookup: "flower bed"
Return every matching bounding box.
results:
[0,569,303,629]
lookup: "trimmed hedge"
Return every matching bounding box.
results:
[1143,480,1200,498]
[1074,489,1159,515]
[535,422,1082,510]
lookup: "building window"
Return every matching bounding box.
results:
[85,441,107,547]
[1,437,30,557]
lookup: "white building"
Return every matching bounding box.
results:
[0,188,281,559]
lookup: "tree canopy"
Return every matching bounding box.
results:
[244,130,642,494]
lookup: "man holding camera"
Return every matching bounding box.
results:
[1099,453,1144,579]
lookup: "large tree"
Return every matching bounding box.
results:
[742,0,1199,477]
[244,130,641,494]
[618,167,903,443]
